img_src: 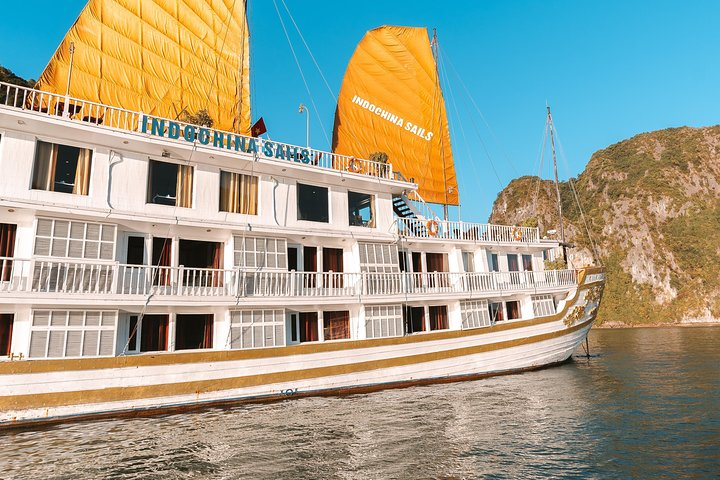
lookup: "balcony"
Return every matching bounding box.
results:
[397,218,541,243]
[0,81,397,182]
[0,257,578,300]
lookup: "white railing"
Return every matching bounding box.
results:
[0,81,141,131]
[0,257,577,298]
[0,81,394,181]
[396,218,540,243]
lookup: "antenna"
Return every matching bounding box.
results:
[547,105,568,266]
[63,41,76,118]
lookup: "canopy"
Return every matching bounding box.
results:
[34,0,251,134]
[332,26,458,205]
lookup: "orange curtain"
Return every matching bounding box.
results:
[72,148,92,195]
[300,312,318,342]
[0,224,16,282]
[32,141,56,191]
[140,315,168,352]
[220,171,257,214]
[176,165,194,208]
[323,311,350,340]
[0,314,13,356]
[202,315,214,349]
[429,306,448,330]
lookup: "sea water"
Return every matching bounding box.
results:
[3,327,719,479]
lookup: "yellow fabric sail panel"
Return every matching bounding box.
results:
[332,26,458,205]
[34,0,251,134]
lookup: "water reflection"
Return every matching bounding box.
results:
[3,327,719,479]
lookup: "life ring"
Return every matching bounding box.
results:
[348,157,362,173]
[512,227,523,241]
[427,219,439,237]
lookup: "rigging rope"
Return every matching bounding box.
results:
[272,0,331,147]
[552,125,604,265]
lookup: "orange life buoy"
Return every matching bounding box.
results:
[427,219,439,237]
[348,157,362,173]
[512,227,523,241]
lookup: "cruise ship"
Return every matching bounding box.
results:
[0,1,604,427]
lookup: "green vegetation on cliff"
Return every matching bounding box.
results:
[490,126,720,325]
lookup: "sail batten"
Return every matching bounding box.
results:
[332,26,458,205]
[35,0,251,134]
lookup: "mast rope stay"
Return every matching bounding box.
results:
[552,126,603,266]
[272,0,331,146]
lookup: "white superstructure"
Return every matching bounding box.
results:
[0,82,604,427]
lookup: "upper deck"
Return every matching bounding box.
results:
[0,80,546,247]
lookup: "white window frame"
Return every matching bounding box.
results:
[34,217,116,260]
[460,300,491,329]
[233,236,287,270]
[29,310,118,358]
[532,294,556,317]
[365,305,403,339]
[230,309,286,349]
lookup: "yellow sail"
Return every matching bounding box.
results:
[332,26,458,206]
[34,0,251,134]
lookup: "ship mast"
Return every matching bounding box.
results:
[431,28,450,222]
[546,105,568,265]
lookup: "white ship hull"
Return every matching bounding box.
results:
[0,274,602,428]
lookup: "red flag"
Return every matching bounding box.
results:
[251,117,267,137]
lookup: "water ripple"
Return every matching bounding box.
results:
[2,327,719,479]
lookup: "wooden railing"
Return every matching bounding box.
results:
[0,81,393,180]
[0,257,577,298]
[397,218,541,243]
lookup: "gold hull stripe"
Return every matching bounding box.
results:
[0,278,602,376]
[0,317,595,412]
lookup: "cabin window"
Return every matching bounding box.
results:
[404,306,425,334]
[506,301,521,320]
[488,253,499,272]
[220,171,258,214]
[0,223,17,282]
[32,140,92,195]
[138,314,169,352]
[460,300,491,329]
[426,253,447,272]
[532,294,556,317]
[489,302,504,322]
[462,251,475,273]
[233,236,287,270]
[126,236,145,265]
[147,160,193,207]
[34,218,116,260]
[297,183,328,222]
[322,248,344,289]
[507,254,519,272]
[299,312,319,342]
[0,314,13,356]
[151,237,172,286]
[29,310,117,358]
[323,310,350,340]
[429,305,449,331]
[522,254,533,271]
[175,314,213,350]
[179,240,224,288]
[230,310,285,349]
[348,191,375,227]
[365,305,403,339]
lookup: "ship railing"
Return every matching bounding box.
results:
[396,218,540,243]
[0,258,577,297]
[0,80,394,181]
[0,81,140,131]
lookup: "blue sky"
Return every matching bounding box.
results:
[2,0,719,221]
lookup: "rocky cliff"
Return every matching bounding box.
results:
[490,126,720,325]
